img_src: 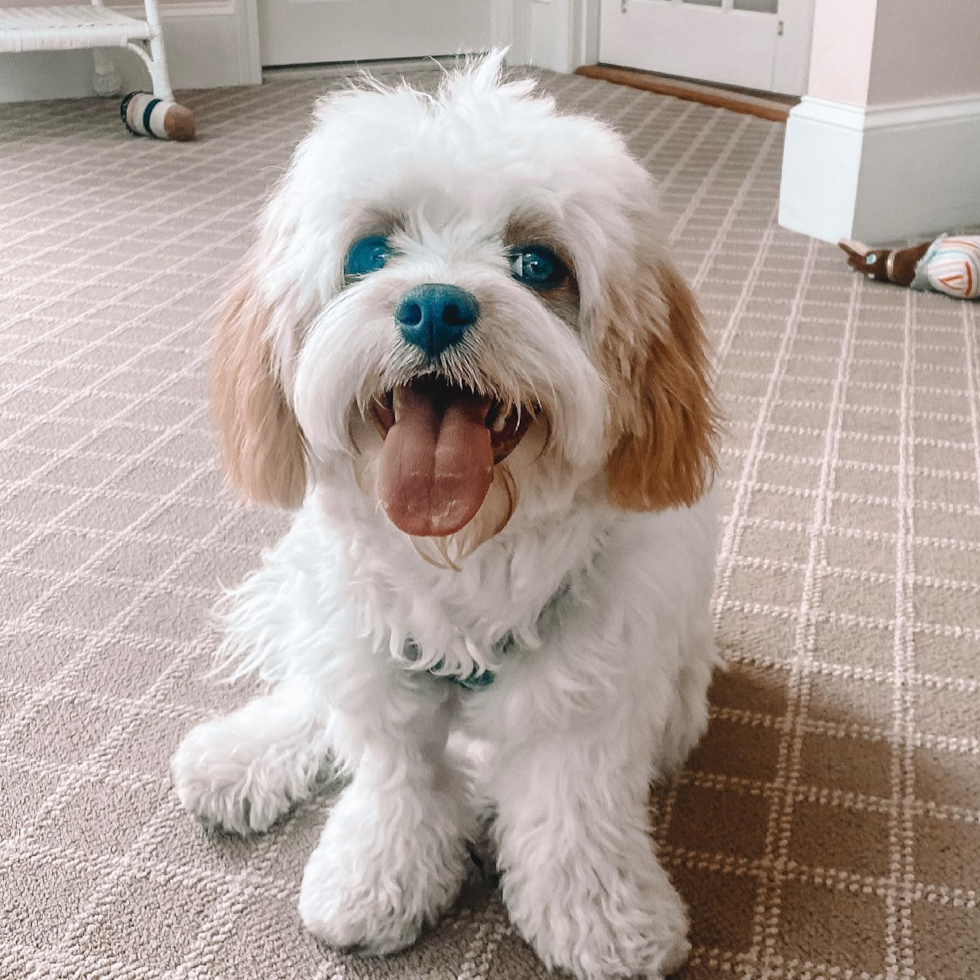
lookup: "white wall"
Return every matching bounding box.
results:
[780,0,980,243]
[867,0,980,105]
[805,0,980,107]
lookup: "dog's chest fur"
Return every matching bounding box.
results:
[321,496,613,681]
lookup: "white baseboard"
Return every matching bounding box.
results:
[780,93,980,243]
[0,0,260,104]
[263,57,453,84]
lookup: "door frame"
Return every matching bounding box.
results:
[497,0,601,74]
[237,0,262,85]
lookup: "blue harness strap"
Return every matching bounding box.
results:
[445,666,498,691]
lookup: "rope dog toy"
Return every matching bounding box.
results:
[120,91,196,142]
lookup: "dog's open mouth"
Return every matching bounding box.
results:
[370,377,534,537]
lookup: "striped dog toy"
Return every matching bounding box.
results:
[840,235,980,300]
[914,236,980,300]
[121,92,196,142]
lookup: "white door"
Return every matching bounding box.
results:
[260,0,492,68]
[599,0,813,96]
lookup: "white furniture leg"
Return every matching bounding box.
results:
[0,0,189,136]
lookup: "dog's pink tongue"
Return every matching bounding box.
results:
[379,382,494,537]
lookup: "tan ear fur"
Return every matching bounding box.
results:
[210,271,308,509]
[603,254,720,512]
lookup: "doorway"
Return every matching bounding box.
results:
[598,0,814,96]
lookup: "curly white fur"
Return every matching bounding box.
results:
[172,53,721,980]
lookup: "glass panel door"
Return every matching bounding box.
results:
[734,0,779,12]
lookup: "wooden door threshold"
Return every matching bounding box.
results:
[575,65,796,123]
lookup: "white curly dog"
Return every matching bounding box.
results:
[172,54,721,980]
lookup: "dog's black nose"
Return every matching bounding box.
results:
[394,284,478,359]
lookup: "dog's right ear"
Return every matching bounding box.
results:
[210,269,308,509]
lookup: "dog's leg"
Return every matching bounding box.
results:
[656,630,717,779]
[171,678,330,835]
[490,714,690,980]
[299,690,473,955]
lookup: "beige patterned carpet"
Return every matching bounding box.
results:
[2,68,979,980]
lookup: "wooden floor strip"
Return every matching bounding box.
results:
[575,65,796,123]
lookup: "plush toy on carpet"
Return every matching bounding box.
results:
[840,235,980,300]
[120,91,196,142]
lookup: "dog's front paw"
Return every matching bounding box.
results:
[171,721,286,834]
[299,779,469,955]
[171,711,324,835]
[505,861,690,980]
[299,846,424,955]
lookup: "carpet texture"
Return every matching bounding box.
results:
[2,68,979,980]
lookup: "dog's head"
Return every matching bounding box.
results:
[213,55,719,563]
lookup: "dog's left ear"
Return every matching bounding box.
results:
[601,236,720,512]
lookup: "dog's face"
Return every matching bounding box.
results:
[213,57,718,561]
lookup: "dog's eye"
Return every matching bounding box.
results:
[509,246,568,290]
[344,236,390,279]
